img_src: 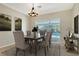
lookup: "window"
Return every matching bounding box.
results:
[35,18,60,43]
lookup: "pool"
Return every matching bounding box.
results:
[52,32,60,42]
[52,32,60,36]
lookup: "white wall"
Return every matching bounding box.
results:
[73,4,79,17]
[29,10,73,44]
[0,4,28,48]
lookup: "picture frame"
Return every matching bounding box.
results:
[15,17,22,31]
[0,13,11,31]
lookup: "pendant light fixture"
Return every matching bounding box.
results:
[28,4,38,17]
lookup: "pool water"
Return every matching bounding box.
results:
[52,32,60,42]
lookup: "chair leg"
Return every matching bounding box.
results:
[44,47,47,56]
[35,45,37,56]
[47,46,49,51]
[29,44,32,54]
[49,40,51,48]
[23,50,26,56]
[16,48,19,56]
[16,48,26,56]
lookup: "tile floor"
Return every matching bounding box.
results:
[0,43,79,56]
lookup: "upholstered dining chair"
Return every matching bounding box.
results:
[38,31,52,56]
[37,30,46,42]
[39,30,46,36]
[26,31,31,36]
[45,31,52,48]
[13,31,29,56]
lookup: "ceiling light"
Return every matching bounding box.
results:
[28,4,38,17]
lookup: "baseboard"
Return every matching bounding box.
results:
[0,42,15,49]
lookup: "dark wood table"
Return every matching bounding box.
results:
[24,35,44,55]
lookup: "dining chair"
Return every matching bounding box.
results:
[38,31,52,56]
[37,30,46,42]
[39,30,46,36]
[26,30,31,36]
[13,31,29,56]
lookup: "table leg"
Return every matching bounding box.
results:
[35,40,37,56]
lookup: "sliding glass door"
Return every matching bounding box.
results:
[35,18,60,43]
[50,19,60,43]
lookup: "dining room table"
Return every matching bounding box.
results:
[24,33,45,55]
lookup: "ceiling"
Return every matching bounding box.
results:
[2,3,74,16]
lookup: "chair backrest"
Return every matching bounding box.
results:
[27,31,31,36]
[64,36,70,45]
[13,31,26,49]
[45,32,52,45]
[39,30,46,36]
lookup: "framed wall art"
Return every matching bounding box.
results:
[15,17,22,31]
[0,14,11,31]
